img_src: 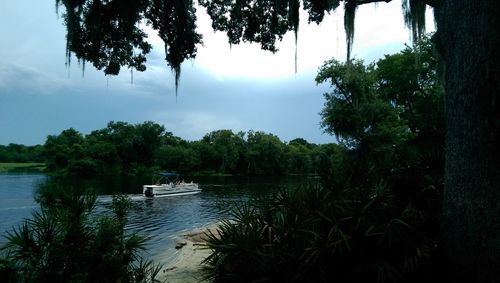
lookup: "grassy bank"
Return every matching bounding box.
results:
[0,162,45,173]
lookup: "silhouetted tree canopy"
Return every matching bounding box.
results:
[55,0,430,92]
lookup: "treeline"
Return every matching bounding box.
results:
[0,144,44,163]
[39,122,338,176]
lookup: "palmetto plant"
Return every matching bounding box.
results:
[0,183,162,283]
[204,181,441,283]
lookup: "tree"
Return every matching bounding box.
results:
[317,39,444,189]
[0,144,44,163]
[201,130,243,174]
[44,128,87,175]
[285,142,312,174]
[54,0,500,280]
[247,131,286,175]
[434,2,500,281]
[43,121,166,176]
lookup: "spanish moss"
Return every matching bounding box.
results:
[55,0,199,97]
[402,0,427,44]
[344,0,357,60]
[81,59,85,78]
[289,0,300,73]
[54,0,432,95]
[149,0,202,98]
[173,65,181,96]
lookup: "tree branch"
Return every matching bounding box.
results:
[419,0,437,8]
[355,0,393,6]
[354,0,436,8]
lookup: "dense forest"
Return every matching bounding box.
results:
[0,144,44,163]
[42,123,340,177]
[0,124,338,177]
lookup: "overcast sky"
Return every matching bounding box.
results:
[0,0,434,145]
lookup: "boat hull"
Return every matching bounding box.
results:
[143,184,201,198]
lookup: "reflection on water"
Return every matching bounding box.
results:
[0,173,312,265]
[0,173,45,242]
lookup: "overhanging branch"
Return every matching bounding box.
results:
[354,0,436,8]
[419,0,437,8]
[355,0,393,6]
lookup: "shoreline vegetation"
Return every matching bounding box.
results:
[2,125,335,178]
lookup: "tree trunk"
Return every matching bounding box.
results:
[435,1,500,281]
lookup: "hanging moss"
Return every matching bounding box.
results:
[288,0,300,72]
[55,0,201,96]
[344,0,357,60]
[147,0,202,95]
[402,0,427,43]
[55,0,430,94]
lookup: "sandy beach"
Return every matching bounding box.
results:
[157,223,221,283]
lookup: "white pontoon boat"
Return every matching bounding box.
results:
[143,172,201,198]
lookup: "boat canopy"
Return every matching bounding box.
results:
[159,172,179,177]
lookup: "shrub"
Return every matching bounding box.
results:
[204,181,442,283]
[0,183,161,283]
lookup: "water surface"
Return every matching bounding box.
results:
[0,173,309,264]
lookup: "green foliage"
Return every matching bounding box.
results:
[286,142,313,174]
[200,0,293,52]
[55,0,430,89]
[205,182,441,283]
[317,36,444,188]
[42,123,333,177]
[43,128,86,174]
[0,144,44,164]
[0,163,45,173]
[0,182,160,283]
[200,130,244,174]
[55,0,201,93]
[204,39,444,283]
[43,121,165,176]
[247,131,286,175]
[402,0,427,43]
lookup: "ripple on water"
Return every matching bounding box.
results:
[0,174,307,265]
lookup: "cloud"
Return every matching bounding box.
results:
[151,110,245,141]
[0,63,70,95]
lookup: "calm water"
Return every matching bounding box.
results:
[0,173,311,265]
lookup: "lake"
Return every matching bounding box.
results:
[0,173,313,265]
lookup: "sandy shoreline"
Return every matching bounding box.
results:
[157,223,221,283]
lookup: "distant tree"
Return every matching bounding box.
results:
[133,121,166,167]
[193,139,220,174]
[156,143,200,174]
[201,130,243,174]
[247,131,286,175]
[288,138,311,148]
[43,128,87,175]
[43,121,166,176]
[285,142,313,174]
[0,144,44,163]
